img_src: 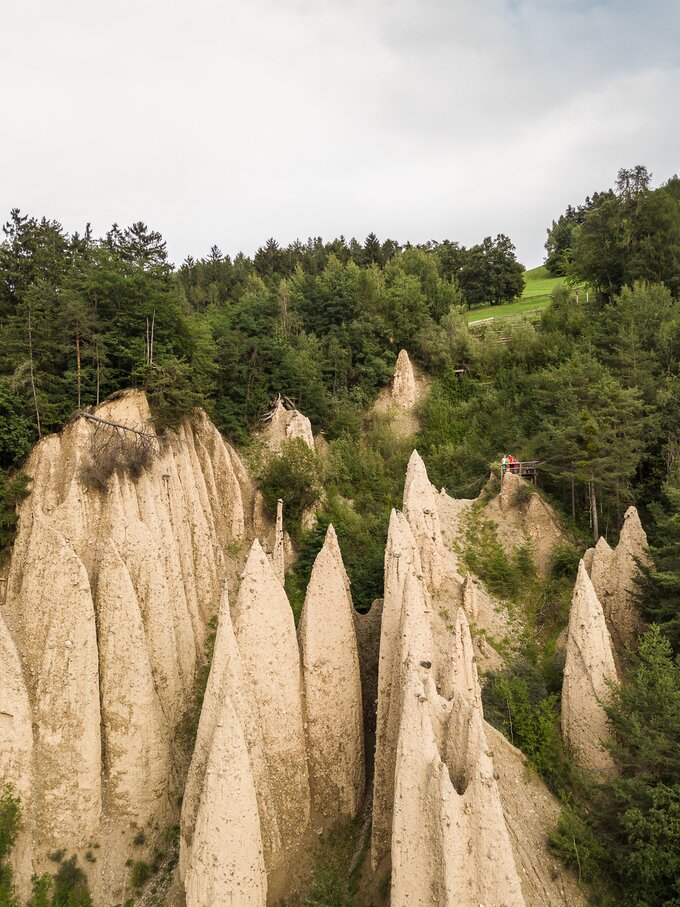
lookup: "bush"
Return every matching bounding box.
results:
[551,628,680,906]
[129,860,151,889]
[462,514,535,600]
[51,856,92,907]
[483,661,570,793]
[0,471,31,552]
[259,439,323,540]
[550,541,581,580]
[0,786,20,907]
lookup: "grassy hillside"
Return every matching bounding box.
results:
[466,264,564,324]
[522,264,565,298]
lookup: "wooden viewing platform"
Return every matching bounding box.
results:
[502,459,540,482]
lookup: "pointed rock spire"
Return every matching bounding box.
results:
[439,689,527,907]
[588,508,649,652]
[391,349,417,410]
[403,450,443,547]
[11,517,102,852]
[233,539,311,853]
[0,611,33,896]
[391,673,526,907]
[265,399,315,451]
[96,541,169,822]
[273,499,285,583]
[180,582,282,882]
[184,696,267,907]
[562,561,618,773]
[298,525,365,825]
[390,672,446,905]
[372,559,433,869]
[402,449,457,591]
[462,573,479,621]
[447,606,482,706]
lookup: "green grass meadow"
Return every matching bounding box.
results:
[466,264,564,324]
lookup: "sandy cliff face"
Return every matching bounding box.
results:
[373,452,588,907]
[183,695,267,907]
[232,541,311,882]
[0,391,257,901]
[298,525,365,827]
[391,350,418,410]
[0,610,33,898]
[487,472,565,576]
[586,506,649,652]
[562,562,618,774]
[263,399,315,451]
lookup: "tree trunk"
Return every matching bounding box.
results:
[95,337,100,405]
[76,331,81,410]
[590,480,599,542]
[27,304,41,438]
[571,478,576,523]
[149,309,155,367]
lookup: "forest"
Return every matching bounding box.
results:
[1,165,679,905]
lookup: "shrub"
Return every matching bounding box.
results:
[0,471,31,552]
[0,786,21,907]
[483,661,569,793]
[462,514,534,600]
[129,860,151,889]
[28,874,52,907]
[551,628,680,906]
[550,541,581,580]
[51,856,92,907]
[259,439,323,540]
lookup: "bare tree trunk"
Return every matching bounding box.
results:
[27,304,41,438]
[95,336,100,405]
[590,480,599,542]
[149,309,155,367]
[571,478,576,523]
[76,331,81,410]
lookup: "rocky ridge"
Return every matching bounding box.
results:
[561,562,619,774]
[372,453,588,906]
[1,391,257,902]
[0,381,647,906]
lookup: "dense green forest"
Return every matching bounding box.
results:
[1,165,680,904]
[1,166,680,615]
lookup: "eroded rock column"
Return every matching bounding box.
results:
[562,561,618,773]
[298,525,365,827]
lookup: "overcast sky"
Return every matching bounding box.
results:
[2,0,679,268]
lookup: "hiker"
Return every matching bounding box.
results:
[508,454,518,473]
[501,455,508,475]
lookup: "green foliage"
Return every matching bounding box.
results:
[28,875,52,907]
[550,540,582,580]
[547,167,680,300]
[483,661,569,792]
[128,860,151,889]
[0,788,20,864]
[639,463,680,649]
[177,614,218,751]
[551,628,680,906]
[461,512,535,600]
[300,823,363,907]
[0,471,31,553]
[50,857,92,907]
[0,786,20,907]
[549,803,609,887]
[259,440,323,540]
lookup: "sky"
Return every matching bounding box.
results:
[1,0,679,268]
